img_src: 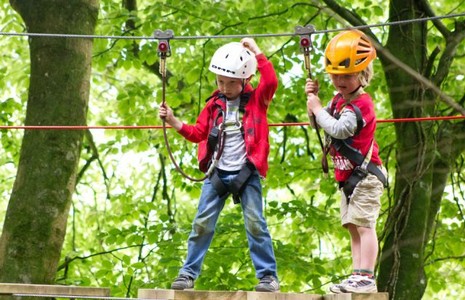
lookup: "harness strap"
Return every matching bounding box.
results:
[350,104,364,136]
[206,92,250,153]
[209,162,255,204]
[330,94,364,135]
[210,171,229,198]
[332,139,387,187]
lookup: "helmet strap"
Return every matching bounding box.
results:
[349,85,362,95]
[241,79,246,92]
[344,85,365,101]
[241,75,253,93]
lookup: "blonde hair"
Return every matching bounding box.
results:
[358,62,374,87]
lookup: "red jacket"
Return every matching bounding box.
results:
[178,53,278,177]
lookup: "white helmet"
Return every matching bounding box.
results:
[209,42,257,79]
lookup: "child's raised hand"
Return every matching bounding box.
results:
[241,38,262,55]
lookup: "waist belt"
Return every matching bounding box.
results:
[332,139,387,187]
[209,162,255,204]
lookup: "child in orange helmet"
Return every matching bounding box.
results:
[305,30,387,294]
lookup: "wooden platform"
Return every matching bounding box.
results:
[138,289,319,299]
[0,284,389,300]
[138,289,389,300]
[0,283,111,298]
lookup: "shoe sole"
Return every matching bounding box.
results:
[171,287,194,290]
[340,287,377,293]
[171,284,194,290]
[255,289,280,292]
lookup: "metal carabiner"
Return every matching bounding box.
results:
[220,121,243,133]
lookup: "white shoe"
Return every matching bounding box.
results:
[329,275,362,294]
[340,275,377,293]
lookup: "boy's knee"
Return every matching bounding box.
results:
[246,220,266,237]
[193,219,213,236]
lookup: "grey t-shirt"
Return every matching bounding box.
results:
[217,97,246,171]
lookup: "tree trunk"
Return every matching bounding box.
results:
[0,0,99,283]
[378,1,443,299]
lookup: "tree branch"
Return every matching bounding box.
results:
[417,0,450,37]
[433,20,465,86]
[320,0,369,28]
[424,254,465,266]
[424,46,440,79]
[57,244,144,271]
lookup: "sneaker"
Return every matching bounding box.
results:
[170,274,194,290]
[255,275,280,292]
[329,275,361,294]
[340,275,377,293]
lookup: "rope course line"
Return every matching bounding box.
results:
[0,116,463,130]
[296,24,329,175]
[156,30,210,182]
[0,13,464,40]
[0,13,462,131]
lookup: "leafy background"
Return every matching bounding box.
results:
[0,0,464,299]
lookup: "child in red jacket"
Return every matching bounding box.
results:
[159,38,279,292]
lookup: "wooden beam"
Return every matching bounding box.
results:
[0,283,110,297]
[138,289,389,300]
[138,289,322,300]
[0,284,388,300]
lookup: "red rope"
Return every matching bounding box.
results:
[271,115,465,127]
[0,125,164,130]
[376,115,465,123]
[0,115,463,130]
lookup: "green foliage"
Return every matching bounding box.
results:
[0,3,30,224]
[0,0,464,298]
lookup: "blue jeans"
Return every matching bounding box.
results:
[178,170,278,280]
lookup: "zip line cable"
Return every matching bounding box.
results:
[0,12,464,40]
[0,12,462,130]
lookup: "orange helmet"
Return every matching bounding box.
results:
[324,29,376,74]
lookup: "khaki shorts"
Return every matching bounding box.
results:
[340,167,386,228]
